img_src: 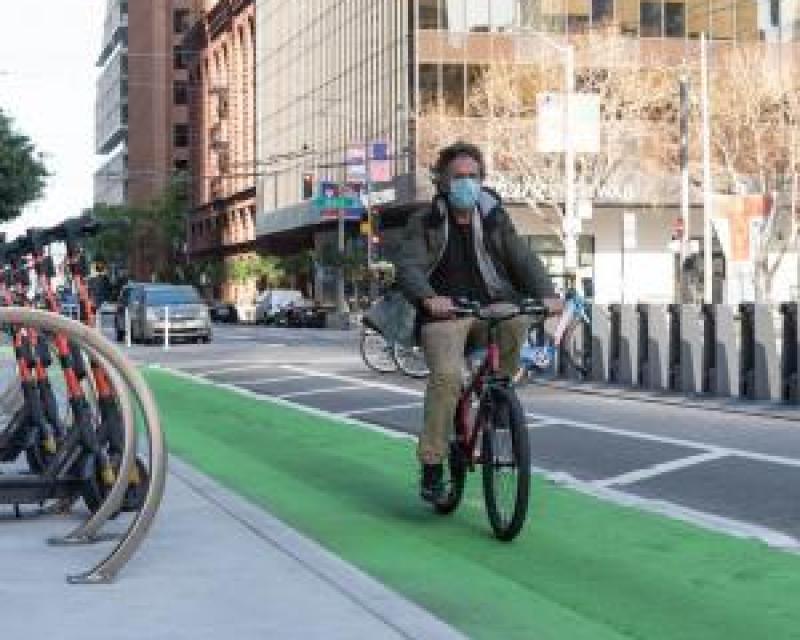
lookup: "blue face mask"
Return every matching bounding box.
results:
[447,177,481,210]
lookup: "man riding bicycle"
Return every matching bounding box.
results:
[394,142,561,503]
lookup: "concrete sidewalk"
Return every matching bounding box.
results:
[2,457,464,640]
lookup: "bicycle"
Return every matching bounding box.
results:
[359,325,398,374]
[515,289,591,384]
[431,298,551,542]
[0,215,143,513]
[392,342,429,379]
[389,290,588,383]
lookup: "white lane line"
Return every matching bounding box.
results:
[341,402,423,417]
[227,374,324,385]
[177,360,275,372]
[534,465,800,551]
[277,385,365,399]
[157,365,416,442]
[281,366,800,472]
[194,362,278,376]
[594,451,729,488]
[280,365,424,397]
[527,413,800,471]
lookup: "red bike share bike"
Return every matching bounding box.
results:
[431,298,552,541]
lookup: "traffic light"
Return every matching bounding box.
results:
[302,172,314,200]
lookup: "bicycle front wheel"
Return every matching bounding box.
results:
[359,328,397,374]
[392,343,429,378]
[481,386,530,541]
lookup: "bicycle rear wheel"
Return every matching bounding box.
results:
[481,386,530,541]
[392,343,429,378]
[359,328,397,374]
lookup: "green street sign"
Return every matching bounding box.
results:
[312,196,359,209]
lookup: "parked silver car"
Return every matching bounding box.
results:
[115,283,211,344]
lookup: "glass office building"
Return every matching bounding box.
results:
[255,1,800,303]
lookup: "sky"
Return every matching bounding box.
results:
[0,0,105,241]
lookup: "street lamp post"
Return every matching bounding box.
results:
[501,28,578,277]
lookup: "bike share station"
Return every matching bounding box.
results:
[0,215,167,584]
[582,301,799,406]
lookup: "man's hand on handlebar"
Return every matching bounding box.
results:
[422,296,455,318]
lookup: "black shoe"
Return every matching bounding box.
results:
[420,463,445,503]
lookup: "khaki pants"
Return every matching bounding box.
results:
[418,315,529,464]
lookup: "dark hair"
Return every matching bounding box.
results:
[432,141,487,187]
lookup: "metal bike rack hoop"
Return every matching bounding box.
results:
[0,308,167,584]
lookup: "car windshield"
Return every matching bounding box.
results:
[145,288,201,305]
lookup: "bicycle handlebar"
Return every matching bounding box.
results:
[451,298,548,320]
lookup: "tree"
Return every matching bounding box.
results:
[650,43,800,300]
[227,254,284,291]
[87,179,189,282]
[417,28,670,236]
[0,108,48,222]
[277,250,314,293]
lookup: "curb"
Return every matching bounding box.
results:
[148,366,465,640]
[168,457,467,640]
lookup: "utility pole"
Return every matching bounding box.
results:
[564,45,578,279]
[680,72,690,302]
[365,142,375,300]
[701,33,714,304]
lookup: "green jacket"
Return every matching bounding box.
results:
[395,188,555,306]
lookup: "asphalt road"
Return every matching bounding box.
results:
[126,322,800,549]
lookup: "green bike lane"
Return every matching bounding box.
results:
[144,368,800,640]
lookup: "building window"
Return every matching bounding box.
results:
[120,0,128,15]
[419,0,439,29]
[441,0,464,30]
[174,9,191,34]
[771,0,781,27]
[442,64,465,115]
[664,3,685,37]
[174,82,188,105]
[174,159,189,172]
[174,47,188,70]
[418,63,439,112]
[640,2,663,37]
[592,0,614,26]
[490,0,515,31]
[466,65,487,115]
[466,0,490,32]
[174,123,190,147]
[121,104,128,125]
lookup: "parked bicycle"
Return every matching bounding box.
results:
[0,214,147,514]
[515,289,591,384]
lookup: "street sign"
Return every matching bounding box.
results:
[360,187,396,207]
[536,92,601,154]
[674,216,685,238]
[369,140,392,182]
[346,145,367,183]
[313,181,365,220]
